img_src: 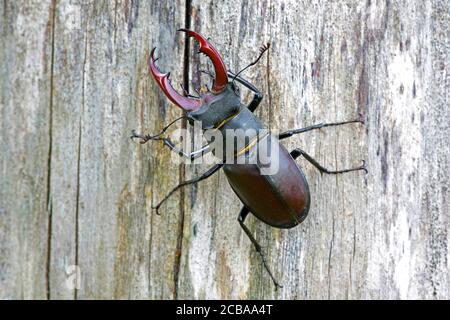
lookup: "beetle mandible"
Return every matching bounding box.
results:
[132,29,367,289]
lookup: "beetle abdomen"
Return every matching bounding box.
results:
[223,137,310,229]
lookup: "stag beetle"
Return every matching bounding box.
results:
[132,29,367,289]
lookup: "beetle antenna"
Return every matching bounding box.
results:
[232,42,270,87]
[130,116,186,144]
[200,69,215,79]
[180,83,200,99]
[200,68,216,90]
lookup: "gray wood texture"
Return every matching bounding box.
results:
[0,0,448,299]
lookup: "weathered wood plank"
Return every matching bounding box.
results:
[0,0,54,299]
[71,1,186,299]
[2,0,187,299]
[177,0,449,299]
[0,0,448,300]
[48,0,85,300]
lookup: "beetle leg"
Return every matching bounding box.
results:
[131,116,186,144]
[132,130,211,160]
[290,148,368,174]
[131,115,212,160]
[227,71,263,113]
[238,206,283,290]
[152,164,223,215]
[278,119,364,140]
[162,138,211,160]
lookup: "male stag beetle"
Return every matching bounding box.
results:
[132,29,367,289]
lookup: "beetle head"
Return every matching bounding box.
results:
[149,29,240,123]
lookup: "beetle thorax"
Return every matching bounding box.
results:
[187,84,241,130]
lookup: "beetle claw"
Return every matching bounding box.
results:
[151,203,162,215]
[178,28,228,92]
[274,283,283,291]
[149,48,202,111]
[360,159,368,174]
[130,129,145,141]
[131,129,161,145]
[149,30,228,110]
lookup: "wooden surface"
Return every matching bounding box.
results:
[0,0,448,299]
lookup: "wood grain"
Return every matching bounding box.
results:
[0,0,448,299]
[0,0,54,299]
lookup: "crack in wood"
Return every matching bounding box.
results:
[327,214,335,299]
[45,0,57,301]
[173,0,192,300]
[266,2,273,131]
[74,9,90,301]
